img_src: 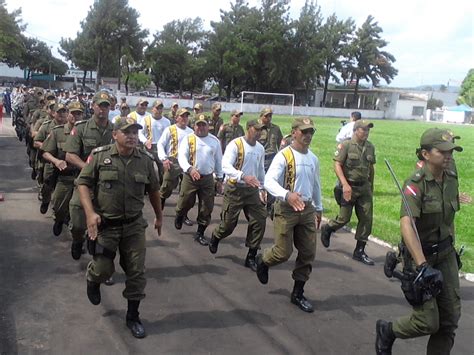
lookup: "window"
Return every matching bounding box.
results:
[412,106,424,116]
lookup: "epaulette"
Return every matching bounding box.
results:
[410,170,424,182]
[41,119,52,126]
[53,124,65,130]
[74,120,87,126]
[446,169,457,178]
[92,145,111,154]
[140,148,155,160]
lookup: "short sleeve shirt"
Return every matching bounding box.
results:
[333,138,376,182]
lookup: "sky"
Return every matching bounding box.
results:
[5,0,474,88]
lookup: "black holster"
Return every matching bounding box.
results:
[87,238,116,260]
[333,183,343,206]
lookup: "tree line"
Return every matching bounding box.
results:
[1,0,400,107]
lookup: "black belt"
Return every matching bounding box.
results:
[422,236,453,256]
[347,180,367,187]
[102,213,142,227]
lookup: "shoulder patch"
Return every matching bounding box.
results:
[404,184,419,197]
[92,145,110,154]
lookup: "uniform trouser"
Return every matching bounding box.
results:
[327,182,373,242]
[392,249,461,354]
[149,144,163,185]
[176,173,215,226]
[52,176,75,222]
[262,200,317,282]
[40,163,55,204]
[28,145,36,168]
[87,217,147,300]
[69,188,87,242]
[213,184,267,249]
[159,160,182,200]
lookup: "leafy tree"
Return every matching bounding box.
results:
[319,14,354,107]
[59,35,96,88]
[343,15,397,107]
[427,98,443,110]
[458,69,474,107]
[0,0,26,66]
[127,71,151,91]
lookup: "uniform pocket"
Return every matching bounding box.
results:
[98,169,118,193]
[134,174,149,184]
[347,152,360,166]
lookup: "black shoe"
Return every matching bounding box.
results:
[104,276,115,286]
[194,233,209,246]
[174,215,184,230]
[209,234,220,254]
[40,201,49,214]
[87,280,101,305]
[126,318,146,339]
[353,247,375,265]
[53,220,63,236]
[244,249,258,272]
[183,216,194,226]
[291,293,314,313]
[31,169,37,180]
[376,320,395,355]
[320,224,333,248]
[71,241,83,260]
[256,254,269,284]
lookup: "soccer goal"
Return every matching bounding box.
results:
[240,91,295,115]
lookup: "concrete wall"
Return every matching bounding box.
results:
[393,99,426,120]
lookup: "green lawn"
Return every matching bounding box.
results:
[221,112,474,273]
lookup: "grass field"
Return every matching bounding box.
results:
[216,112,474,273]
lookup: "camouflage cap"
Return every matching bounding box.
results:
[45,92,56,100]
[260,107,273,116]
[93,91,111,105]
[420,128,463,152]
[137,98,149,106]
[246,119,264,130]
[34,87,45,96]
[176,107,191,116]
[353,120,374,130]
[68,101,84,112]
[292,117,315,130]
[53,103,67,112]
[120,102,130,110]
[152,99,164,108]
[171,102,179,108]
[194,114,209,125]
[231,109,243,116]
[47,99,57,108]
[114,117,143,131]
[212,102,222,110]
[193,103,203,110]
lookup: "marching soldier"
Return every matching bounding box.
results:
[189,102,203,128]
[209,119,266,270]
[208,102,224,137]
[175,114,223,246]
[41,102,84,236]
[376,128,463,354]
[77,117,162,339]
[255,117,322,313]
[217,109,245,153]
[165,102,179,124]
[321,120,376,265]
[148,100,170,184]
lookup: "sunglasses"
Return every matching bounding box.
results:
[301,128,315,135]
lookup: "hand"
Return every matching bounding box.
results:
[189,167,201,181]
[86,213,101,240]
[216,181,224,195]
[415,262,444,297]
[242,175,260,188]
[145,140,152,150]
[287,192,305,212]
[54,159,67,171]
[154,216,162,236]
[259,189,267,204]
[342,184,352,202]
[459,192,472,204]
[315,211,322,229]
[162,159,171,171]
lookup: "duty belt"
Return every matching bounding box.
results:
[102,213,142,227]
[422,236,453,256]
[347,180,367,187]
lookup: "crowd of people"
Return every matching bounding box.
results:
[7,85,464,354]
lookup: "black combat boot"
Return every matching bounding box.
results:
[208,233,220,254]
[161,198,166,209]
[53,220,63,236]
[255,254,269,284]
[40,201,49,214]
[320,224,334,248]
[184,215,194,226]
[244,248,258,272]
[104,275,115,286]
[353,241,374,265]
[87,280,101,305]
[126,300,146,339]
[291,280,314,313]
[71,240,83,260]
[375,319,395,354]
[174,214,184,230]
[194,224,209,246]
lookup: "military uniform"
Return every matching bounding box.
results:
[257,112,283,171]
[217,122,245,152]
[376,128,463,355]
[64,110,114,257]
[210,120,266,268]
[208,102,224,137]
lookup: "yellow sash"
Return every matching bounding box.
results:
[169,125,178,158]
[282,147,295,192]
[228,137,245,185]
[188,134,197,166]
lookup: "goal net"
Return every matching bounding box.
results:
[240,91,295,115]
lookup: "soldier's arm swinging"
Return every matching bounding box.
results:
[400,216,427,267]
[334,161,351,202]
[66,152,86,170]
[77,184,101,240]
[148,189,162,236]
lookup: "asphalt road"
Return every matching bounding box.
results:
[1,116,473,354]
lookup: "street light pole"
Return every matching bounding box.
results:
[48,61,52,90]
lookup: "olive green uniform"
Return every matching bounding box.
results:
[208,116,224,137]
[76,144,159,300]
[392,165,461,353]
[257,121,283,171]
[217,123,244,153]
[64,117,114,243]
[327,137,376,242]
[42,123,78,223]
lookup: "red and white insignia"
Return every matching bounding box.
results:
[337,144,343,150]
[416,160,424,169]
[86,155,93,164]
[71,128,76,136]
[404,184,419,197]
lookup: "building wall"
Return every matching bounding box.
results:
[393,99,427,120]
